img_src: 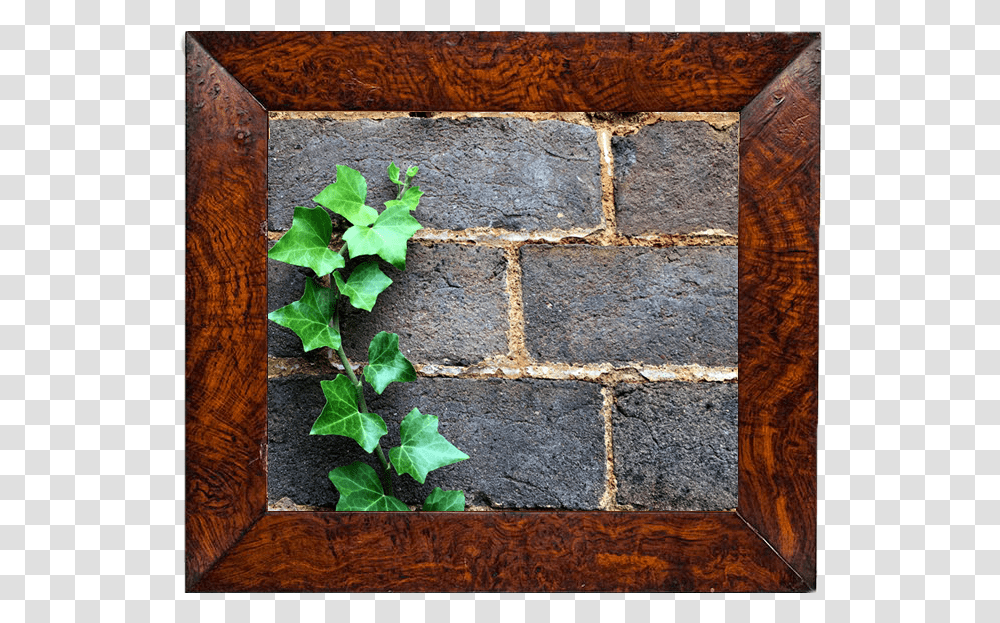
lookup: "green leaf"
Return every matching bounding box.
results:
[387,162,402,186]
[328,461,383,498]
[390,185,424,211]
[313,165,379,227]
[363,332,416,394]
[405,165,418,179]
[267,206,345,277]
[339,490,410,511]
[342,203,422,270]
[422,487,465,511]
[389,408,469,484]
[332,261,392,312]
[329,462,409,511]
[310,375,387,453]
[267,279,340,352]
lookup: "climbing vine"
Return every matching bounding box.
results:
[268,163,468,511]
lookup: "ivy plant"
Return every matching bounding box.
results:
[268,163,468,511]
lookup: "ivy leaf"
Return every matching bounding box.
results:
[310,375,387,453]
[368,204,422,268]
[363,331,416,394]
[267,206,345,277]
[332,261,392,312]
[267,279,340,352]
[340,490,410,511]
[342,203,422,270]
[422,487,465,511]
[329,462,408,511]
[328,460,382,498]
[387,162,402,186]
[341,222,380,258]
[313,165,379,227]
[389,408,469,484]
[390,185,424,211]
[389,162,418,187]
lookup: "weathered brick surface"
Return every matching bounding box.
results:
[339,243,509,366]
[369,377,607,509]
[268,376,607,510]
[268,117,603,232]
[612,382,738,510]
[521,245,737,366]
[612,121,739,235]
[267,240,326,359]
[268,115,744,512]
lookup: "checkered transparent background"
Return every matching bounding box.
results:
[1,0,998,621]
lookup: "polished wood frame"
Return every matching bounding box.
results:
[185,31,819,592]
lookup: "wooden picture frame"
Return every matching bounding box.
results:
[185,31,819,592]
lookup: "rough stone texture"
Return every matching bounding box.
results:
[339,243,508,367]
[268,117,603,231]
[521,245,737,367]
[267,240,327,360]
[268,375,368,508]
[268,376,607,510]
[613,121,739,235]
[613,382,738,510]
[369,377,606,509]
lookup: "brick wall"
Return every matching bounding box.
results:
[265,111,739,511]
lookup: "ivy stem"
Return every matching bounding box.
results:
[331,308,394,497]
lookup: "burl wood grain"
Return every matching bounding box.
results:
[738,39,821,587]
[191,512,810,592]
[185,31,820,593]
[185,34,269,588]
[192,31,815,112]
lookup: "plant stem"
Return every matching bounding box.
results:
[331,309,394,497]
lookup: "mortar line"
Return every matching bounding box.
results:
[597,127,618,246]
[502,244,530,366]
[413,363,738,383]
[268,227,737,248]
[266,355,356,379]
[413,229,738,247]
[598,385,631,511]
[267,354,737,382]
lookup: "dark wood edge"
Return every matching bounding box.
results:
[191,511,810,592]
[738,38,821,587]
[192,31,816,112]
[185,31,820,592]
[185,34,269,587]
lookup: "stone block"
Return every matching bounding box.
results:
[267,375,608,510]
[339,243,509,366]
[612,382,738,510]
[521,245,737,367]
[268,116,603,232]
[613,121,739,235]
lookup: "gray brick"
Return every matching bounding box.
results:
[521,245,737,367]
[369,377,606,509]
[268,117,603,232]
[339,243,508,367]
[613,382,738,510]
[268,376,607,510]
[613,121,739,235]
